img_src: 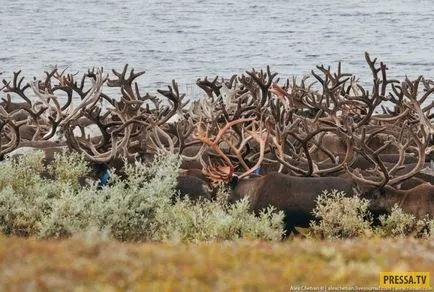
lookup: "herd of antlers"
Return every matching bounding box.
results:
[1,52,433,227]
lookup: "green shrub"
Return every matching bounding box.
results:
[1,150,431,242]
[88,151,181,241]
[309,191,434,240]
[309,190,373,239]
[415,217,434,238]
[0,152,69,236]
[37,187,98,239]
[376,205,416,237]
[153,186,284,242]
[0,151,285,242]
[47,151,89,189]
[376,206,434,238]
[0,151,45,194]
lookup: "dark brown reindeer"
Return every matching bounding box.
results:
[0,68,80,142]
[346,123,433,220]
[1,54,433,223]
[56,66,212,198]
[196,118,356,232]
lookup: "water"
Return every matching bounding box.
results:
[1,0,434,99]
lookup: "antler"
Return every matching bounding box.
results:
[59,69,106,127]
[401,76,434,137]
[196,76,222,99]
[2,70,32,105]
[107,64,145,100]
[195,117,254,182]
[0,106,25,158]
[345,123,428,187]
[155,80,189,125]
[246,65,278,107]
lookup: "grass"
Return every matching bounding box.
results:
[0,235,432,291]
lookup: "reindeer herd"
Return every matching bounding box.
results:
[0,52,433,232]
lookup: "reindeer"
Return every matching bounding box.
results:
[1,53,433,227]
[346,122,433,220]
[196,118,357,232]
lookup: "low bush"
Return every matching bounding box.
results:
[376,205,416,237]
[416,217,434,238]
[376,206,434,238]
[0,151,89,236]
[0,151,431,242]
[86,151,182,241]
[308,190,434,239]
[0,151,284,242]
[309,190,372,239]
[153,186,284,242]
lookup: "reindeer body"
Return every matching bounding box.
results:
[175,175,212,201]
[229,172,356,231]
[364,184,434,219]
[0,101,30,113]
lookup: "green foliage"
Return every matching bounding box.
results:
[37,187,97,239]
[309,191,434,240]
[376,205,416,237]
[415,217,434,239]
[376,207,434,238]
[309,190,373,239]
[2,150,430,242]
[0,151,285,242]
[0,151,45,194]
[0,151,70,236]
[89,151,182,241]
[153,195,284,242]
[47,151,89,188]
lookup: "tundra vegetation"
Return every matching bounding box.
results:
[0,151,432,241]
[0,151,285,241]
[0,52,433,289]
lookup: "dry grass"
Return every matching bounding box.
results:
[0,235,432,291]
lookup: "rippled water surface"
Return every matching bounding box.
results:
[1,0,433,97]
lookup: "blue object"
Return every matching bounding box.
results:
[98,168,111,187]
[254,167,261,175]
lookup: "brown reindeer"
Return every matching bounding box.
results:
[362,184,434,219]
[346,123,433,219]
[228,172,356,231]
[197,118,357,232]
[1,56,433,224]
